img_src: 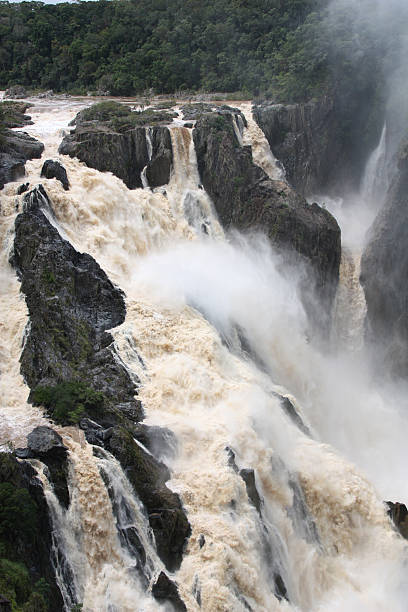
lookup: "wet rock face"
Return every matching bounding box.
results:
[360,141,408,379]
[59,122,173,189]
[106,427,191,572]
[145,127,173,188]
[12,185,141,421]
[193,112,341,335]
[41,159,69,190]
[253,94,383,197]
[0,131,44,190]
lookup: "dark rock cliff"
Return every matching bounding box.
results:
[360,140,408,379]
[11,185,190,575]
[193,112,341,335]
[253,94,383,197]
[59,122,173,189]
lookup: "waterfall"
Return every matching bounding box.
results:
[141,127,153,189]
[361,123,388,207]
[331,248,367,352]
[2,98,408,612]
[237,103,285,181]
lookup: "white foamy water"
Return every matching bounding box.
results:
[1,98,408,611]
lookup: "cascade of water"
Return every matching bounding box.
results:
[361,123,388,206]
[3,98,408,612]
[32,430,163,612]
[237,102,285,181]
[141,127,153,189]
[331,247,367,352]
[0,187,48,449]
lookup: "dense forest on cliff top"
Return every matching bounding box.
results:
[0,0,402,102]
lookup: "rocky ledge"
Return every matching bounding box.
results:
[193,111,341,335]
[59,102,174,189]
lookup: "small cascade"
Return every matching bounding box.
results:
[331,248,367,352]
[0,188,48,449]
[141,127,153,189]
[33,429,163,612]
[232,113,244,146]
[237,103,285,181]
[361,123,388,207]
[168,126,223,238]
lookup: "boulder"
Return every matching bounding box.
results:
[27,426,67,458]
[360,139,408,378]
[41,159,69,190]
[17,182,29,194]
[0,131,44,190]
[193,112,341,335]
[26,426,69,508]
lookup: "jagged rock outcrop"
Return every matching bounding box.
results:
[41,159,69,190]
[12,185,190,570]
[0,453,64,611]
[59,122,173,189]
[0,131,44,190]
[360,140,408,379]
[152,572,187,611]
[193,112,341,334]
[253,94,383,197]
[12,185,140,420]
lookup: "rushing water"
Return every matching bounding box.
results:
[1,99,408,611]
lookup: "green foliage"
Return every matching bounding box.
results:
[71,605,83,612]
[0,558,31,609]
[0,0,324,97]
[0,483,37,547]
[32,381,105,424]
[22,591,47,612]
[77,101,132,123]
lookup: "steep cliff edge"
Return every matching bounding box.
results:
[360,140,408,379]
[253,94,383,197]
[193,112,341,334]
